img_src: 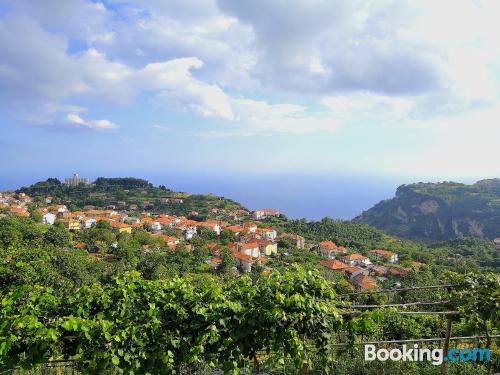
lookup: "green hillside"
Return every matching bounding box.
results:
[16,177,247,219]
[354,179,500,242]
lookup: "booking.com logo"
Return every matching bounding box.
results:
[365,344,491,365]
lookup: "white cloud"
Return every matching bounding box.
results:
[196,98,338,137]
[136,58,234,120]
[0,15,234,124]
[1,0,500,144]
[65,113,119,130]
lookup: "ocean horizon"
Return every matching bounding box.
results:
[1,173,405,220]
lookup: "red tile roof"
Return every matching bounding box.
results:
[320,259,347,270]
[319,241,337,249]
[344,253,367,261]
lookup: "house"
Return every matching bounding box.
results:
[232,250,268,273]
[180,222,198,240]
[318,241,347,259]
[252,209,280,220]
[352,274,378,290]
[368,265,389,276]
[60,218,81,231]
[162,236,180,246]
[242,222,258,233]
[369,249,398,263]
[110,221,132,234]
[151,216,176,231]
[81,218,97,229]
[343,253,372,267]
[232,250,254,272]
[344,266,369,280]
[319,259,347,271]
[279,233,305,249]
[256,227,277,242]
[388,267,410,277]
[182,227,197,240]
[54,205,69,213]
[494,238,500,250]
[237,242,260,258]
[256,239,278,257]
[197,220,222,235]
[42,212,57,225]
[207,257,222,270]
[207,242,222,256]
[226,225,244,238]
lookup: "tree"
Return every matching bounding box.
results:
[44,225,71,248]
[218,247,234,276]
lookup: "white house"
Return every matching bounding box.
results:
[42,213,57,225]
[82,218,97,229]
[183,225,197,240]
[343,253,372,267]
[318,241,347,259]
[252,209,280,220]
[238,242,260,259]
[198,220,222,235]
[257,228,277,242]
[369,249,398,263]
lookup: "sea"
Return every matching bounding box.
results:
[145,173,402,220]
[1,173,404,221]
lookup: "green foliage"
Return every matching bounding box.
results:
[44,225,71,248]
[0,267,342,373]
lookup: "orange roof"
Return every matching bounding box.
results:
[388,267,410,277]
[155,216,175,225]
[204,219,220,225]
[242,222,258,228]
[369,249,396,257]
[353,274,378,289]
[344,266,364,274]
[110,222,130,229]
[320,259,347,270]
[344,253,367,261]
[73,242,87,249]
[197,221,219,228]
[232,249,253,262]
[226,225,244,233]
[238,242,258,249]
[319,241,337,249]
[218,221,232,228]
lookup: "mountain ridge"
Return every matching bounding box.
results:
[353,178,500,242]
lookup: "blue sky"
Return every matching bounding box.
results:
[1,0,500,187]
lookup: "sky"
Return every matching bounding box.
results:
[1,0,500,189]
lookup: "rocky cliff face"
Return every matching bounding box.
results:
[354,179,500,242]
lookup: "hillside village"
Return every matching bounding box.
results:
[0,185,436,291]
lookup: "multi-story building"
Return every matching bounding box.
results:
[64,173,90,186]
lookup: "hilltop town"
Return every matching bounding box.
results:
[0,175,437,291]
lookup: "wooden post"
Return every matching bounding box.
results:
[440,317,453,375]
